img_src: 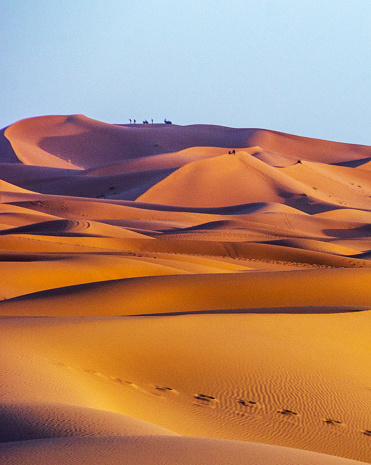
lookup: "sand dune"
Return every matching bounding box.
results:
[137,152,311,207]
[1,437,369,465]
[0,268,370,317]
[5,115,370,169]
[1,115,370,464]
[1,311,371,461]
[0,403,176,443]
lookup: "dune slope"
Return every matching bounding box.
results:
[1,115,370,464]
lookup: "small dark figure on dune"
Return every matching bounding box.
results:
[164,119,172,124]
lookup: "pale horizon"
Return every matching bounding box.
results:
[1,0,370,145]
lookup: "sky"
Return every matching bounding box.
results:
[1,0,370,144]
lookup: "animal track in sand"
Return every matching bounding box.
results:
[278,409,299,417]
[83,369,111,381]
[194,394,218,401]
[193,394,219,408]
[80,367,180,397]
[81,368,139,390]
[110,377,139,389]
[238,399,258,407]
[49,362,371,436]
[323,418,343,426]
[154,386,178,394]
[145,385,179,398]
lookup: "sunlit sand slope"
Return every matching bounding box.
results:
[1,115,370,464]
[0,268,370,317]
[5,115,370,169]
[1,312,371,462]
[1,437,369,465]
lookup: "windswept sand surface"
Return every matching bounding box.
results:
[1,115,371,464]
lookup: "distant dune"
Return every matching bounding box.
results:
[1,115,370,464]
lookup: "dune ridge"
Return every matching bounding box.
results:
[1,115,370,464]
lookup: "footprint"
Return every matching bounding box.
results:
[362,430,371,437]
[194,394,217,401]
[278,409,299,416]
[83,370,108,380]
[238,399,257,407]
[323,418,343,426]
[111,377,138,389]
[84,369,98,375]
[151,386,179,396]
[83,369,135,386]
[193,394,219,408]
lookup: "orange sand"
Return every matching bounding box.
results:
[1,115,370,464]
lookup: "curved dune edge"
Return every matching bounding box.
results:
[0,268,370,317]
[136,152,310,207]
[0,436,368,465]
[5,115,371,169]
[2,310,371,462]
[1,115,371,463]
[0,253,248,301]
[0,402,177,443]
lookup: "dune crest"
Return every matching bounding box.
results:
[1,115,370,464]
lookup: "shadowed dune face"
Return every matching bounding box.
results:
[4,115,371,169]
[1,115,371,464]
[1,437,369,465]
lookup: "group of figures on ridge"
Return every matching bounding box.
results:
[129,119,172,125]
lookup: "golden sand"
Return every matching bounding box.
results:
[0,115,370,464]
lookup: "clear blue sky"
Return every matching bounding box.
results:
[1,0,370,144]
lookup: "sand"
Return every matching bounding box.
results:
[0,115,370,464]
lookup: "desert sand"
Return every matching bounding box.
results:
[0,115,370,464]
